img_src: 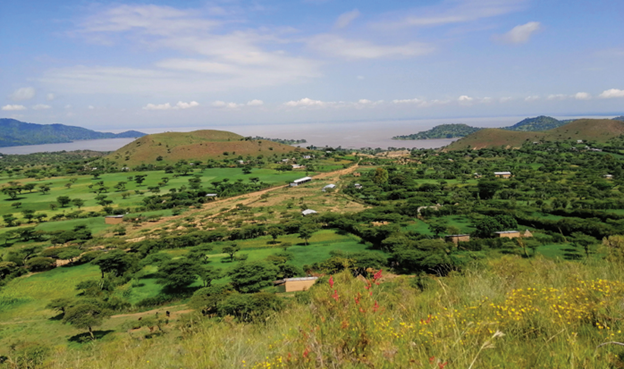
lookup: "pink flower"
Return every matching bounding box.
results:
[373,301,379,312]
[303,348,310,358]
[328,275,334,288]
[373,269,382,281]
[332,289,339,301]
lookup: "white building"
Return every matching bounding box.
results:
[290,176,312,186]
[301,209,318,216]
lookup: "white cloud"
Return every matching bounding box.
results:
[373,0,527,29]
[599,89,624,98]
[496,21,541,44]
[65,104,72,109]
[547,94,566,100]
[10,87,36,101]
[574,92,591,100]
[88,105,95,110]
[143,101,200,110]
[525,95,540,102]
[358,99,372,105]
[2,104,27,111]
[211,101,241,109]
[357,75,365,80]
[246,99,264,106]
[499,97,513,102]
[308,34,433,59]
[46,93,55,101]
[458,95,473,102]
[284,98,327,108]
[32,104,51,110]
[334,9,360,29]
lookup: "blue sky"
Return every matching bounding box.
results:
[1,0,623,131]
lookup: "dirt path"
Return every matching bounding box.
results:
[111,305,191,319]
[129,161,360,233]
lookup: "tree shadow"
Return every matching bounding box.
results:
[68,330,114,343]
[48,313,64,321]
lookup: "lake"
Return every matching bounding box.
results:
[0,138,138,155]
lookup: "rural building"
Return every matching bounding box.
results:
[301,209,318,216]
[354,183,363,189]
[577,139,583,143]
[445,234,470,244]
[604,174,613,179]
[205,193,218,200]
[274,277,318,292]
[473,173,482,178]
[523,229,533,238]
[494,171,512,178]
[104,215,124,225]
[303,155,313,159]
[494,230,521,239]
[353,172,361,177]
[291,164,304,169]
[290,176,312,186]
[323,184,336,192]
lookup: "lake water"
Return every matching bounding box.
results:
[0,138,138,155]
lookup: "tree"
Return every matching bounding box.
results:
[222,244,240,262]
[46,298,75,318]
[477,180,502,200]
[298,224,318,245]
[11,202,22,209]
[267,226,284,243]
[134,174,147,186]
[38,184,50,195]
[3,214,18,227]
[188,244,214,263]
[228,261,279,293]
[21,209,35,223]
[114,182,127,191]
[34,213,47,223]
[71,198,85,209]
[26,257,56,271]
[372,167,389,185]
[63,302,111,339]
[92,250,136,278]
[56,196,71,208]
[428,220,448,238]
[65,183,72,189]
[472,216,502,238]
[49,203,57,211]
[198,266,221,287]
[158,258,202,290]
[23,183,36,193]
[2,187,19,200]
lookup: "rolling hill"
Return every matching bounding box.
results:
[0,118,145,147]
[107,129,301,165]
[445,119,624,150]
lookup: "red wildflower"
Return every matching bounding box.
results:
[373,301,379,312]
[429,356,435,364]
[328,275,334,288]
[359,307,366,313]
[439,362,448,369]
[373,269,382,281]
[303,348,310,358]
[332,289,339,301]
[354,295,360,304]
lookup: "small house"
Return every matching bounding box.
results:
[354,183,363,189]
[274,277,318,292]
[290,176,312,187]
[473,173,482,178]
[322,184,336,192]
[494,171,512,178]
[303,155,313,159]
[104,215,124,225]
[205,193,218,200]
[604,174,613,179]
[445,234,470,245]
[353,172,361,177]
[292,164,304,169]
[523,229,533,238]
[577,139,583,143]
[301,209,318,216]
[494,230,521,239]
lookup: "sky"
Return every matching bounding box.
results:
[1,0,623,132]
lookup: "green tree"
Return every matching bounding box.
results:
[11,202,22,209]
[228,261,279,293]
[63,302,111,339]
[158,258,202,290]
[188,244,214,263]
[267,226,284,243]
[198,266,221,287]
[92,250,136,278]
[56,196,71,208]
[222,244,240,262]
[3,214,18,227]
[134,174,147,186]
[46,298,75,318]
[71,198,85,209]
[298,224,318,245]
[372,167,389,185]
[428,220,448,238]
[477,180,502,200]
[472,216,503,238]
[26,257,56,271]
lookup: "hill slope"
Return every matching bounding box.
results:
[445,119,624,150]
[0,118,146,147]
[393,124,481,139]
[107,129,300,165]
[504,115,568,131]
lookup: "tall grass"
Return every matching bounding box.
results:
[38,255,624,368]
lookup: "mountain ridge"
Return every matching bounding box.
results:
[0,118,146,147]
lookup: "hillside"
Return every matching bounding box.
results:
[107,129,300,165]
[0,118,146,147]
[392,123,481,139]
[445,118,624,150]
[613,116,624,122]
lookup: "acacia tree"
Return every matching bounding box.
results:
[63,302,111,339]
[71,198,85,209]
[158,258,202,290]
[56,196,71,208]
[222,244,240,262]
[298,224,318,245]
[228,261,279,293]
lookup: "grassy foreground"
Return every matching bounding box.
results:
[32,255,624,369]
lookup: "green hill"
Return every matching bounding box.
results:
[392,124,481,139]
[613,116,624,122]
[107,129,301,165]
[504,115,568,131]
[445,118,624,150]
[0,118,145,147]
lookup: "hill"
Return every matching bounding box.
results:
[445,118,624,150]
[392,124,481,139]
[613,116,624,122]
[0,118,146,147]
[107,129,300,165]
[503,115,568,131]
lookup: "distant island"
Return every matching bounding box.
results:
[0,118,146,148]
[250,136,307,145]
[392,115,623,140]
